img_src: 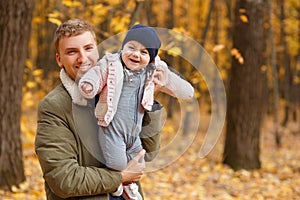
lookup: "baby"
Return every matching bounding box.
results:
[79,24,194,200]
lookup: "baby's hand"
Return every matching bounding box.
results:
[153,66,167,87]
[153,57,168,87]
[81,82,93,94]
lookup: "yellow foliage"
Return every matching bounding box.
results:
[194,90,201,98]
[167,47,182,57]
[26,81,37,89]
[240,14,249,23]
[172,27,186,34]
[212,44,225,52]
[171,27,190,41]
[162,125,174,132]
[32,69,43,76]
[261,65,268,72]
[220,69,227,81]
[199,80,208,91]
[231,48,244,65]
[23,92,35,107]
[48,11,62,19]
[239,8,247,14]
[62,0,82,7]
[26,59,33,69]
[293,75,300,84]
[238,57,244,64]
[34,76,43,84]
[110,16,130,33]
[93,3,105,12]
[107,0,121,6]
[32,16,42,24]
[48,18,61,26]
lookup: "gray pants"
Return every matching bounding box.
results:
[99,67,146,171]
[98,115,143,171]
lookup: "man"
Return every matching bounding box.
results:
[35,19,163,200]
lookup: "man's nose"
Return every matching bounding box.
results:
[77,51,88,63]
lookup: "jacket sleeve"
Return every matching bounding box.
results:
[140,103,164,161]
[35,95,122,198]
[78,59,108,99]
[155,56,194,99]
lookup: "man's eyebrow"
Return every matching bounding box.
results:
[64,47,77,52]
[85,43,94,46]
[84,43,97,49]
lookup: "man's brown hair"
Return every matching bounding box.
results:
[54,19,96,53]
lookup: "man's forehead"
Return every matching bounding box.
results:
[59,32,96,49]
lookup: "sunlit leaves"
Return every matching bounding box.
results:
[231,48,244,64]
[261,65,268,73]
[48,18,61,26]
[212,44,225,52]
[48,11,61,19]
[26,59,33,69]
[32,17,42,24]
[110,15,130,33]
[239,8,249,23]
[62,0,82,7]
[142,122,300,199]
[47,11,62,26]
[32,69,43,76]
[240,14,249,23]
[11,0,300,198]
[167,47,182,57]
[293,75,300,84]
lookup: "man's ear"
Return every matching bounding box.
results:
[56,53,63,68]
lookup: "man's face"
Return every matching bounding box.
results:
[56,31,99,81]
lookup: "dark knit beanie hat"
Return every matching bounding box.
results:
[122,24,161,63]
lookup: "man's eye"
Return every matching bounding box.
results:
[86,46,94,51]
[67,51,76,55]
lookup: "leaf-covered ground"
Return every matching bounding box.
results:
[142,119,300,199]
[0,117,299,200]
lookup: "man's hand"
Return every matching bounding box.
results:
[121,149,146,183]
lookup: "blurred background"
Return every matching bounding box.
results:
[0,0,300,199]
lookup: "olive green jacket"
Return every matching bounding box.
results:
[35,82,162,200]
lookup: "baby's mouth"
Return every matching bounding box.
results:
[130,58,139,63]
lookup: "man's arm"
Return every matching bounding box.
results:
[140,101,163,161]
[35,97,122,198]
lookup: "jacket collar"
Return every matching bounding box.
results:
[60,69,87,106]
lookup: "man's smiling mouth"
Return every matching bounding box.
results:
[77,65,91,70]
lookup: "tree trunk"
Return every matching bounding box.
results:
[225,0,233,42]
[223,0,267,170]
[128,0,145,27]
[291,7,300,123]
[279,0,292,127]
[35,0,57,76]
[267,0,281,147]
[201,0,215,47]
[164,0,176,118]
[0,0,34,189]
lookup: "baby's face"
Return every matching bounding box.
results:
[121,40,150,71]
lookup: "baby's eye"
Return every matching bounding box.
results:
[128,46,135,50]
[141,50,148,55]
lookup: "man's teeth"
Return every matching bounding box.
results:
[79,65,90,70]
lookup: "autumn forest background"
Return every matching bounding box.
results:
[0,0,300,199]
